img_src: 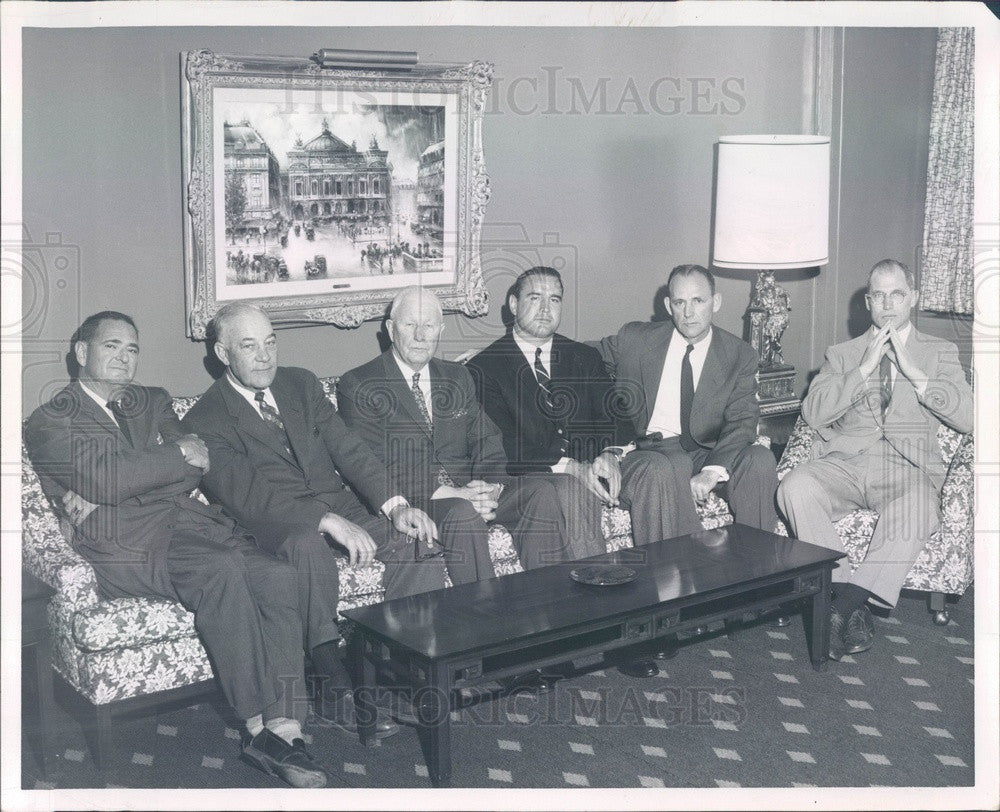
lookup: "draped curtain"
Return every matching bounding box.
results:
[919,28,974,315]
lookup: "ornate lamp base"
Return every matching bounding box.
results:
[756,365,800,416]
[746,270,800,417]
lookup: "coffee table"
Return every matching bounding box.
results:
[343,523,843,787]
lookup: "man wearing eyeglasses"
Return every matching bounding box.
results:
[777,259,973,662]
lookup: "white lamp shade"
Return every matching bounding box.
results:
[713,135,830,270]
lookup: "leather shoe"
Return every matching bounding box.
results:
[617,658,658,679]
[845,605,875,654]
[314,691,399,739]
[241,728,328,788]
[499,669,557,694]
[828,607,847,661]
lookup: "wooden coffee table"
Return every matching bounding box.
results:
[343,524,843,787]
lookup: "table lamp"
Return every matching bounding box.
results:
[712,134,831,415]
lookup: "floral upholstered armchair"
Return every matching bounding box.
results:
[22,375,752,767]
[775,416,974,624]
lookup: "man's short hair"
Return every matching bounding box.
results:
[388,286,442,320]
[72,311,137,345]
[210,302,267,344]
[511,266,563,300]
[868,259,916,290]
[666,264,716,297]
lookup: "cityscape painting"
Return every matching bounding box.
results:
[182,52,492,337]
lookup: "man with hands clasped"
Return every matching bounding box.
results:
[777,259,973,661]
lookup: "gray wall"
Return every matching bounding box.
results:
[22,25,952,410]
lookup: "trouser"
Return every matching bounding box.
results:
[776,442,938,607]
[496,474,573,570]
[428,497,495,585]
[618,437,779,545]
[165,529,307,724]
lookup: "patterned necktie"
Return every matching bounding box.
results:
[107,400,134,448]
[678,344,698,451]
[879,353,894,418]
[534,347,554,411]
[412,373,454,486]
[254,391,294,457]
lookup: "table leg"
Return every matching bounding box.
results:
[807,568,831,672]
[422,663,452,788]
[347,633,378,747]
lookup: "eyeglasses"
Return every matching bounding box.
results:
[866,290,908,306]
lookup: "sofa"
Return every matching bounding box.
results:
[774,416,975,623]
[22,375,742,767]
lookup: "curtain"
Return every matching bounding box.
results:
[919,28,974,315]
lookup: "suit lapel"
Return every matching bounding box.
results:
[219,375,299,467]
[269,372,309,468]
[692,331,725,410]
[640,326,674,425]
[383,352,432,436]
[71,380,130,440]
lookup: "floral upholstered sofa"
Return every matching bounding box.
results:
[22,375,743,764]
[774,416,975,623]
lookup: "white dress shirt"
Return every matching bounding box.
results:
[79,380,121,424]
[392,353,433,421]
[644,328,727,480]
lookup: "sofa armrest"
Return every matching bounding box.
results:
[776,416,814,480]
[937,432,974,557]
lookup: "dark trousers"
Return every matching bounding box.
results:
[428,497,495,585]
[620,437,779,544]
[498,474,572,570]
[165,529,307,724]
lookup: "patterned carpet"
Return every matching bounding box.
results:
[22,589,974,790]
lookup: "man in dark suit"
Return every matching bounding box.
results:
[778,259,973,660]
[25,311,329,788]
[182,303,446,732]
[599,264,779,539]
[338,286,579,581]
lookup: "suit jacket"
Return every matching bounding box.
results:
[598,321,760,472]
[337,351,511,509]
[24,381,239,599]
[801,327,973,491]
[466,332,632,475]
[181,366,393,543]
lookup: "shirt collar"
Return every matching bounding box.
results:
[79,380,114,410]
[226,371,273,409]
[392,351,429,383]
[670,326,713,352]
[512,329,553,362]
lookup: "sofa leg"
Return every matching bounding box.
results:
[928,592,949,626]
[90,705,113,772]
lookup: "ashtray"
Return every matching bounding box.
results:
[569,565,637,586]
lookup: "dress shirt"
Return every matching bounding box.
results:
[226,372,408,520]
[644,329,727,480]
[79,380,121,424]
[392,353,433,422]
[868,321,918,392]
[512,330,576,474]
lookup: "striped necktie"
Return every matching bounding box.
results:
[534,347,553,411]
[254,391,294,457]
[879,353,894,418]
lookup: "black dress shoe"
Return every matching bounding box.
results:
[314,692,399,739]
[241,729,328,788]
[845,605,875,654]
[499,669,557,694]
[828,607,847,661]
[617,658,658,679]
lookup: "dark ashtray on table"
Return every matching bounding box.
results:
[569,564,638,586]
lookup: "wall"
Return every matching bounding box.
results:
[23,26,957,411]
[21,25,809,411]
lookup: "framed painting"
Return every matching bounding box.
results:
[181,50,493,338]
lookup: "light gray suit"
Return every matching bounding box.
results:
[777,327,973,606]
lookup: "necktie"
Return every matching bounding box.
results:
[412,373,454,487]
[534,347,554,411]
[678,343,698,452]
[107,400,134,448]
[879,353,894,418]
[254,391,294,458]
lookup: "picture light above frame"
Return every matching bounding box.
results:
[181,49,494,339]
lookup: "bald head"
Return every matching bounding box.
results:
[212,303,278,390]
[387,287,444,371]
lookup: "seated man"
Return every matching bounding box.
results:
[182,303,446,731]
[777,259,973,660]
[25,312,328,788]
[338,287,589,690]
[599,264,779,540]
